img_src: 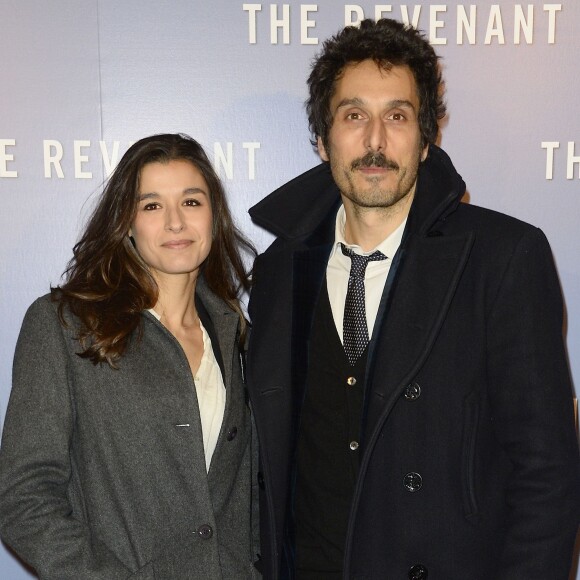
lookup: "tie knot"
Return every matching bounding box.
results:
[340,243,387,278]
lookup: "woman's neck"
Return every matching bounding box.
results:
[152,271,199,329]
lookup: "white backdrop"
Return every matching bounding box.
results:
[1,1,578,577]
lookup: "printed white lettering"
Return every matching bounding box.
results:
[243,142,261,180]
[514,4,534,45]
[100,141,121,177]
[301,5,318,44]
[74,140,92,179]
[244,4,563,46]
[44,140,64,179]
[0,139,17,178]
[270,4,290,44]
[567,141,580,180]
[345,5,364,27]
[457,4,477,44]
[545,4,562,44]
[243,3,262,44]
[542,141,559,180]
[485,5,505,45]
[430,5,447,44]
[401,5,422,28]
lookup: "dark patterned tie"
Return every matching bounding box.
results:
[341,243,387,366]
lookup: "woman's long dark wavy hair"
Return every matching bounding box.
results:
[307,18,447,150]
[53,133,256,366]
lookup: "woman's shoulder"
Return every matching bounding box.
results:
[20,292,79,337]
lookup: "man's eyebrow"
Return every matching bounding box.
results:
[387,99,416,110]
[334,97,417,111]
[334,97,365,111]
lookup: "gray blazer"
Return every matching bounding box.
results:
[0,278,260,579]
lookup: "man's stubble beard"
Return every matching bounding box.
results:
[329,149,422,212]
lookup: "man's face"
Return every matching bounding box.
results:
[318,60,428,213]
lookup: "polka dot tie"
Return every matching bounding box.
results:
[341,243,387,366]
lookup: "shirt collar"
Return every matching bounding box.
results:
[330,204,407,260]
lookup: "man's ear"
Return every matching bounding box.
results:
[317,136,330,162]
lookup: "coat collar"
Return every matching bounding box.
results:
[249,144,466,242]
[195,275,240,392]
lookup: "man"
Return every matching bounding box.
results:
[247,18,579,580]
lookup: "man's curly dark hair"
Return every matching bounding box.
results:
[306,18,446,151]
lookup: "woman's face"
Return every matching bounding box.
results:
[130,159,213,282]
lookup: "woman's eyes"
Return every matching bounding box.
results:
[142,199,200,211]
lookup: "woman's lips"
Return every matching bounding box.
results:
[162,240,193,249]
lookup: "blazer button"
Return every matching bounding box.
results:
[226,426,238,441]
[346,376,357,386]
[258,471,265,490]
[408,563,428,579]
[403,472,423,492]
[404,382,421,401]
[197,524,213,539]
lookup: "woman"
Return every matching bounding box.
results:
[0,134,260,579]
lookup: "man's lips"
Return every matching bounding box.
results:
[358,166,390,174]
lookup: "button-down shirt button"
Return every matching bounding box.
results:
[349,441,359,451]
[226,426,238,441]
[197,524,213,539]
[347,376,357,386]
[408,563,428,579]
[403,472,423,492]
[404,382,421,401]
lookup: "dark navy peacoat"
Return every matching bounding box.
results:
[247,145,580,579]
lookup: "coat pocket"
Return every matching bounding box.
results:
[461,391,480,519]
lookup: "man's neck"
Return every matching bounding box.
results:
[342,192,414,251]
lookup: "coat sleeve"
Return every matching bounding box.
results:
[486,228,580,579]
[0,298,154,579]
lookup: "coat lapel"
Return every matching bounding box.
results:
[196,277,238,393]
[291,243,333,404]
[195,279,246,506]
[364,231,475,438]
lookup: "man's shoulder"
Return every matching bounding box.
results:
[451,201,542,238]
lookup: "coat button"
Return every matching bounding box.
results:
[226,426,238,441]
[408,563,428,579]
[197,524,213,539]
[257,471,265,489]
[347,376,357,386]
[403,472,423,492]
[404,382,421,401]
[349,441,359,451]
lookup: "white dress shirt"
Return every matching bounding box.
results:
[326,205,406,343]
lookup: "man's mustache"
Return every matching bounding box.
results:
[351,151,399,171]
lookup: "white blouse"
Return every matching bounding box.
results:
[194,322,226,471]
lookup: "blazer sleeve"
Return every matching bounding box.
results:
[486,228,580,578]
[0,298,154,579]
